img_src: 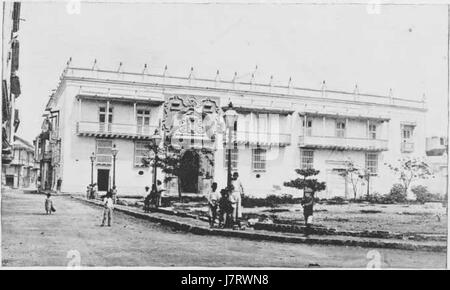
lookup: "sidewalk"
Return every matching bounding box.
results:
[71,195,447,252]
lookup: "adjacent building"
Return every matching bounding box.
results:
[2,135,38,188]
[1,2,21,167]
[36,63,429,198]
[425,136,448,197]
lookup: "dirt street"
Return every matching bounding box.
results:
[1,189,446,268]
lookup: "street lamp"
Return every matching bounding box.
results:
[150,129,162,188]
[223,102,238,189]
[89,151,96,187]
[112,144,118,189]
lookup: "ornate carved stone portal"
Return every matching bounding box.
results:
[162,95,222,194]
[162,95,224,150]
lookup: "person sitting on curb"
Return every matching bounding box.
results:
[101,191,114,227]
[206,182,220,228]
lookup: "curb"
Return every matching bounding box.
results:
[71,196,446,253]
[253,222,448,242]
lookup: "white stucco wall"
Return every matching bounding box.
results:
[49,72,435,199]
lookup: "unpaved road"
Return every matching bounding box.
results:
[1,189,446,268]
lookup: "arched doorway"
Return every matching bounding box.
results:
[179,150,200,193]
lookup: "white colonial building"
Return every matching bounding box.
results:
[35,63,428,198]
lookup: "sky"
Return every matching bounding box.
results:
[14,2,449,141]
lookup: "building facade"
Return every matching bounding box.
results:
[2,136,38,188]
[1,2,21,166]
[425,136,448,197]
[36,64,428,198]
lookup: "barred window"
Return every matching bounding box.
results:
[365,152,378,175]
[134,141,151,166]
[252,148,266,172]
[224,145,238,171]
[96,139,113,165]
[300,149,314,169]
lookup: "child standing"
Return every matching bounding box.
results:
[302,190,314,235]
[44,193,54,215]
[218,189,233,228]
[101,191,114,227]
[206,182,220,228]
[143,186,151,213]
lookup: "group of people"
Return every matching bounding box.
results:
[73,171,314,232]
[143,180,165,212]
[86,183,98,199]
[206,172,245,230]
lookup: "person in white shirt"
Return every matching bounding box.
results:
[229,184,242,229]
[101,191,114,227]
[231,172,245,197]
[206,182,220,228]
[156,180,165,208]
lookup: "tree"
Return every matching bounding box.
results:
[333,160,364,200]
[284,168,326,198]
[386,157,432,197]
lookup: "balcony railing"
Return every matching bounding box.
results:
[401,142,414,153]
[77,121,158,139]
[64,67,426,110]
[228,131,291,146]
[298,135,388,151]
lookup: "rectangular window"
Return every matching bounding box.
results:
[401,124,415,152]
[300,149,314,169]
[252,148,267,172]
[136,109,151,135]
[134,141,150,166]
[96,139,113,165]
[302,118,313,136]
[99,107,113,132]
[99,107,113,123]
[336,120,346,138]
[224,145,238,171]
[365,152,378,175]
[368,123,377,139]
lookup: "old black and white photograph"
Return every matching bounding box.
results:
[0,0,449,271]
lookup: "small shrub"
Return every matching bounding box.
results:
[242,194,300,208]
[365,192,388,204]
[386,183,407,203]
[411,185,441,203]
[326,196,347,205]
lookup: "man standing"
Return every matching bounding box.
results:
[229,185,242,230]
[232,172,244,197]
[155,180,165,208]
[206,182,220,228]
[101,191,114,227]
[111,185,118,204]
[56,178,62,193]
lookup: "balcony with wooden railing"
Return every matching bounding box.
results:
[298,135,388,151]
[76,121,158,140]
[224,131,291,146]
